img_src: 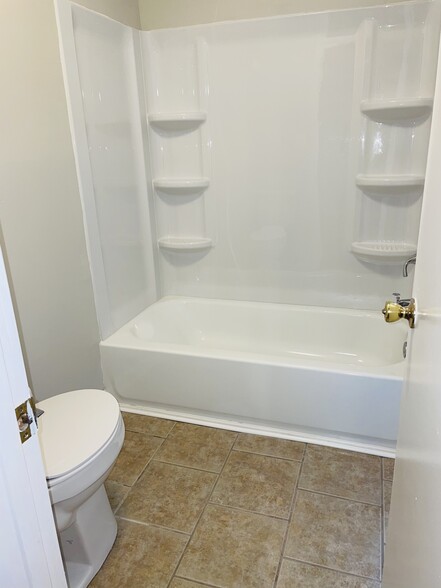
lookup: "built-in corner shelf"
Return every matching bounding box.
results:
[351,241,417,264]
[158,237,213,251]
[356,174,425,187]
[148,112,206,131]
[361,98,433,123]
[356,174,425,193]
[153,178,210,194]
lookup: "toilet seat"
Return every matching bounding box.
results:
[37,389,121,481]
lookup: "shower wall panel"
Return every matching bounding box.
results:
[62,5,158,337]
[141,1,440,310]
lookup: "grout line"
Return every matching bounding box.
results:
[382,456,395,482]
[231,447,305,463]
[165,421,177,437]
[272,441,307,587]
[110,490,130,514]
[283,556,381,583]
[116,515,192,537]
[166,432,239,588]
[173,576,219,587]
[380,463,385,577]
[113,436,165,514]
[206,500,292,522]
[152,457,224,475]
[122,428,171,441]
[296,486,382,508]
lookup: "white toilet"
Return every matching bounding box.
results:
[37,389,125,588]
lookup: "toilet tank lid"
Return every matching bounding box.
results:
[36,389,121,479]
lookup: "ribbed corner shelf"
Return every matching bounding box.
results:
[158,237,213,251]
[361,98,433,123]
[153,178,210,194]
[148,112,206,131]
[351,241,417,264]
[356,174,425,192]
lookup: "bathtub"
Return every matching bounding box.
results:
[100,297,406,455]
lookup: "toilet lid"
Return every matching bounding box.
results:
[37,389,121,480]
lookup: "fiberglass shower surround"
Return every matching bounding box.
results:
[58,0,440,453]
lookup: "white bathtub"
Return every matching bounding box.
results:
[100,297,406,455]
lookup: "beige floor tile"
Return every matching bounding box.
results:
[108,431,163,486]
[277,559,380,588]
[383,458,395,481]
[170,579,213,587]
[90,519,188,588]
[383,480,392,540]
[234,433,305,461]
[122,412,175,437]
[177,504,286,587]
[285,491,381,580]
[211,451,300,518]
[155,423,237,472]
[105,480,130,512]
[299,445,381,505]
[118,461,217,533]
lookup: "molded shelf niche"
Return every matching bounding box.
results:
[351,241,417,264]
[158,237,213,251]
[360,98,433,123]
[153,178,210,195]
[356,174,425,195]
[356,174,424,188]
[148,112,206,131]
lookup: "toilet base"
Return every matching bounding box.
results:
[59,484,117,588]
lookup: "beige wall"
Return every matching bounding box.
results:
[139,0,417,30]
[0,0,107,400]
[75,0,141,28]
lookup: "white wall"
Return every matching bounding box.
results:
[0,0,141,400]
[138,0,416,30]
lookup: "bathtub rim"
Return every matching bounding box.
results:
[101,295,407,378]
[101,339,405,378]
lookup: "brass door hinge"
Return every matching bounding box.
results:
[15,397,37,444]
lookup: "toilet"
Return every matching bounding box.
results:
[36,389,125,588]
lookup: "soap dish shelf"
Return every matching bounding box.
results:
[361,98,433,123]
[351,241,417,264]
[158,237,213,251]
[356,174,425,193]
[148,112,206,131]
[153,178,210,194]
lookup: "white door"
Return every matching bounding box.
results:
[0,243,67,588]
[382,40,441,588]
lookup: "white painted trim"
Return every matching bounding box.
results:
[119,402,396,457]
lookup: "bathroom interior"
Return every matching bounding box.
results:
[2,0,441,586]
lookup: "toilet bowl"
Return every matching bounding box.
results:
[37,389,125,588]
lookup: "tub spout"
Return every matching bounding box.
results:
[403,255,416,277]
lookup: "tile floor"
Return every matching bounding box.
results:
[91,412,394,588]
